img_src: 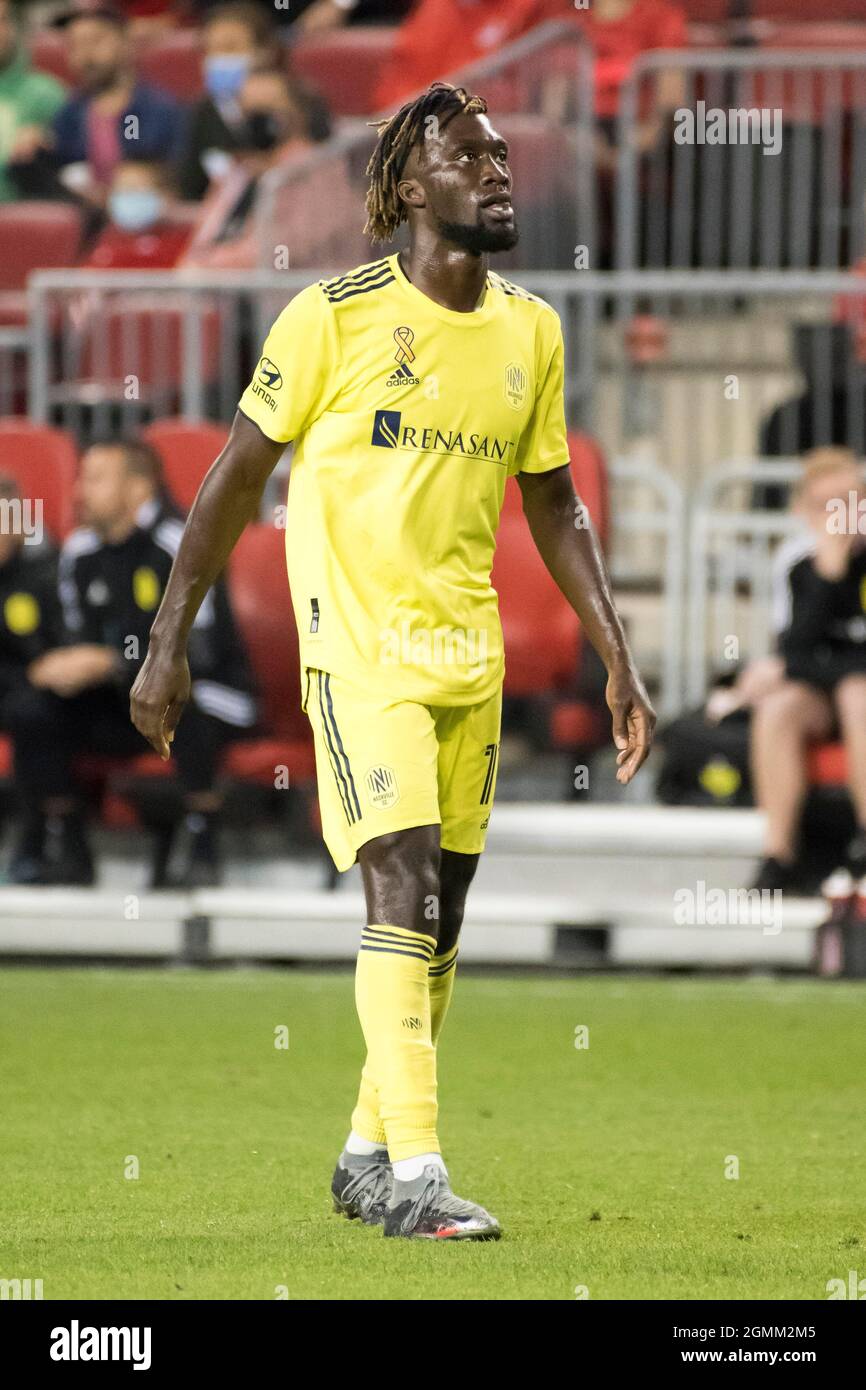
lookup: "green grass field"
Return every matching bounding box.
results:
[1,967,864,1301]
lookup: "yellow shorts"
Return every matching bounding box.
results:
[302,666,503,873]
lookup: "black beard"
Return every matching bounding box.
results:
[434,214,519,255]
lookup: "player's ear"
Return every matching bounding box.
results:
[397,177,425,211]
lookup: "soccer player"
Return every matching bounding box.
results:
[130,82,655,1241]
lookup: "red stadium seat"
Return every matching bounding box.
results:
[752,1,866,17]
[29,31,71,87]
[757,21,866,49]
[88,524,315,828]
[492,432,608,707]
[224,523,316,784]
[808,742,848,787]
[551,431,609,749]
[136,29,201,99]
[0,418,77,542]
[0,203,82,292]
[74,297,222,407]
[0,202,79,330]
[142,418,229,515]
[569,430,609,548]
[33,28,202,96]
[492,504,581,697]
[135,28,399,114]
[498,431,609,538]
[293,29,398,116]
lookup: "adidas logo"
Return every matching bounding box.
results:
[386,363,420,387]
[401,1016,422,1030]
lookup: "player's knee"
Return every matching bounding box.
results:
[359,823,442,940]
[835,674,866,724]
[435,907,463,956]
[436,852,479,954]
[754,681,817,730]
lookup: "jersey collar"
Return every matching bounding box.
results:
[389,252,496,327]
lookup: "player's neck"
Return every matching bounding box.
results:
[398,244,488,314]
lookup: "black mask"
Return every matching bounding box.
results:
[240,110,283,152]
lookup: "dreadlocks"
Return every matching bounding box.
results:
[364,82,488,245]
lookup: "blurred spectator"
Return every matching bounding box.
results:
[4,439,257,887]
[189,0,413,30]
[181,64,336,269]
[13,7,185,206]
[545,0,688,267]
[0,0,66,202]
[553,0,687,133]
[175,1,281,201]
[755,324,866,510]
[0,474,65,877]
[81,158,193,266]
[760,324,861,460]
[110,1,188,37]
[373,0,551,111]
[291,0,414,30]
[751,448,866,892]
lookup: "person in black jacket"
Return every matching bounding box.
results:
[175,2,282,201]
[754,324,866,511]
[751,447,866,890]
[0,474,66,869]
[176,3,331,202]
[4,438,257,887]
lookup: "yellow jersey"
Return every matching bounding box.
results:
[238,252,570,705]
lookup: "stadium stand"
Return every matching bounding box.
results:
[29,23,397,116]
[0,418,77,541]
[53,518,317,846]
[1,0,866,967]
[493,431,609,755]
[74,299,224,413]
[0,202,81,326]
[142,418,228,513]
[224,522,316,784]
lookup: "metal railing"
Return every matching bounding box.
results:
[686,457,807,707]
[0,327,29,417]
[608,453,686,719]
[26,267,604,432]
[34,267,866,443]
[256,37,866,277]
[617,50,866,271]
[571,269,866,486]
[27,268,281,433]
[27,268,866,719]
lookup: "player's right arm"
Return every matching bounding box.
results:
[129,412,285,758]
[130,283,341,760]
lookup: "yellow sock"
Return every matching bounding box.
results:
[350,1060,386,1147]
[429,944,459,1045]
[351,924,439,1162]
[351,942,459,1146]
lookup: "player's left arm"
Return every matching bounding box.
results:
[518,462,655,784]
[514,311,654,782]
